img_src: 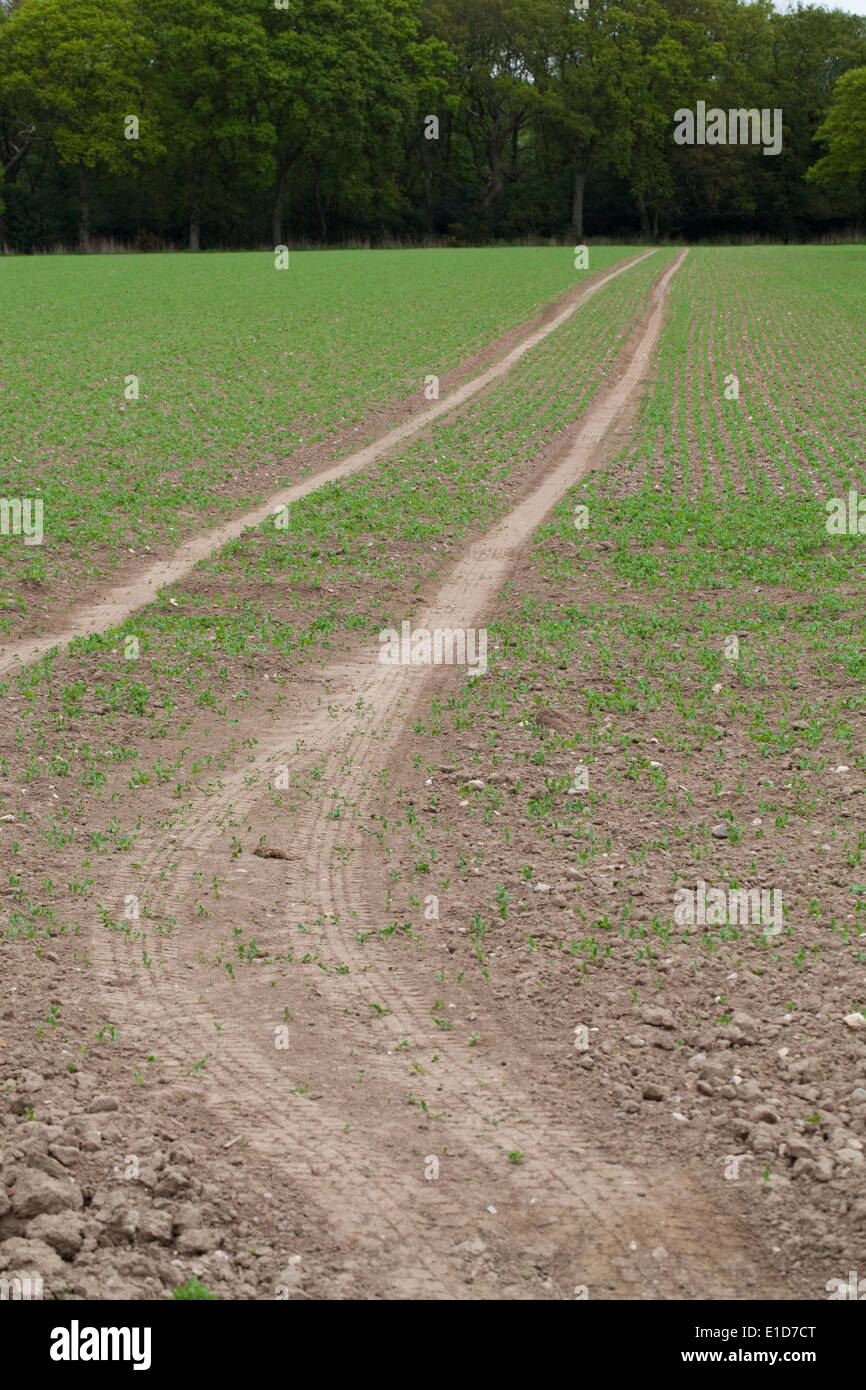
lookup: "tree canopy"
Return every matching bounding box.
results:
[0,0,863,250]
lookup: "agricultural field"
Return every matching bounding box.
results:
[363,245,866,1296]
[1,244,865,1304]
[0,246,635,641]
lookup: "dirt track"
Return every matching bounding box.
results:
[76,248,791,1297]
[6,248,855,1300]
[0,250,656,680]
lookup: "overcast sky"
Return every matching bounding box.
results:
[775,0,866,12]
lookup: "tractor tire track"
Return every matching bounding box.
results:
[0,251,656,681]
[88,248,787,1296]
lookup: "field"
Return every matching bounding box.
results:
[1,245,865,1302]
[0,247,634,638]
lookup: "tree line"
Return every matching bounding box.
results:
[1,0,864,252]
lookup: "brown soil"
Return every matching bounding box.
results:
[4,249,861,1302]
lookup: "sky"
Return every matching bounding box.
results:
[774,0,866,11]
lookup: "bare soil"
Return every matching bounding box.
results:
[3,250,862,1301]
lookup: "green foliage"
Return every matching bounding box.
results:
[807,66,866,188]
[172,1276,218,1300]
[1,0,864,246]
[8,0,155,170]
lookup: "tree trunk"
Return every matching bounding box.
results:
[78,164,90,252]
[189,209,200,252]
[313,167,326,242]
[422,149,435,235]
[571,165,588,241]
[272,161,288,247]
[1,126,35,244]
[636,193,652,240]
[478,130,504,215]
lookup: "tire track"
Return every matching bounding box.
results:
[0,251,656,680]
[87,248,787,1296]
